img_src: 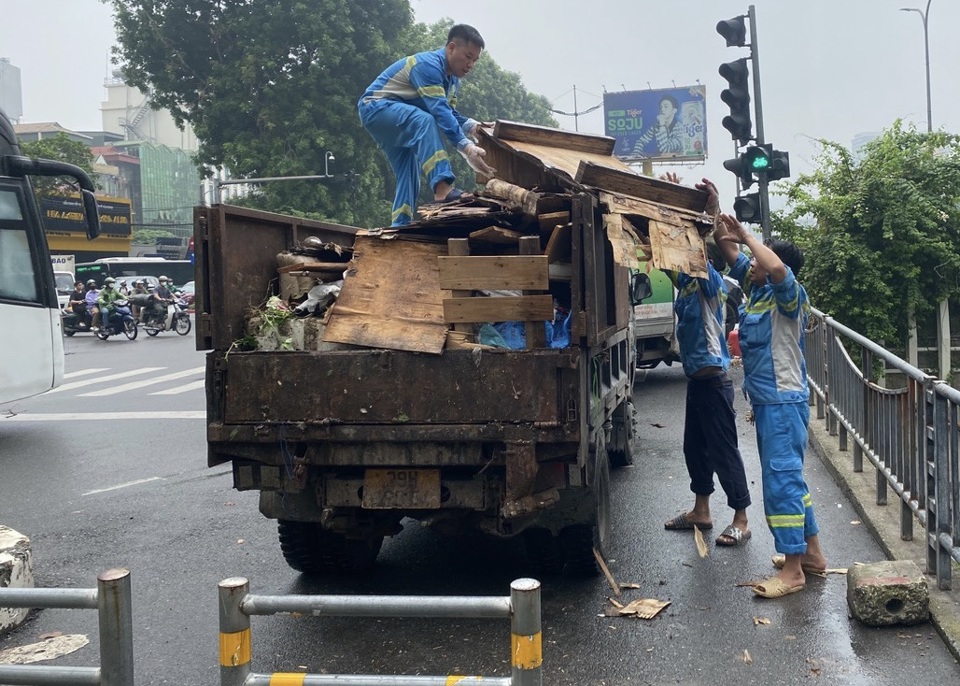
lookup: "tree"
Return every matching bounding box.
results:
[773,121,960,350]
[107,2,557,228]
[19,134,96,196]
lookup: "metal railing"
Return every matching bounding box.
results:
[0,569,134,685]
[218,577,542,686]
[806,308,960,590]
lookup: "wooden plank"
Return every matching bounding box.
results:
[277,261,350,273]
[599,192,709,227]
[323,237,448,354]
[538,211,570,234]
[648,219,708,279]
[437,255,548,290]
[577,162,709,213]
[443,295,554,323]
[603,214,643,270]
[520,235,547,349]
[447,238,472,335]
[494,120,616,156]
[544,223,572,265]
[468,226,523,244]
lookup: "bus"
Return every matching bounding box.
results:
[0,106,100,405]
[75,257,194,288]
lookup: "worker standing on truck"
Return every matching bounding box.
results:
[358,23,496,226]
[661,174,752,548]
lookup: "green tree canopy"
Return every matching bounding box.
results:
[774,121,960,348]
[107,1,556,228]
[19,133,96,196]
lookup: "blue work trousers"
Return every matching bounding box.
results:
[359,99,455,226]
[754,402,819,554]
[683,372,751,511]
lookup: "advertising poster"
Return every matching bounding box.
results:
[604,86,707,163]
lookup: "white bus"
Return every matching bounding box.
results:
[0,106,100,405]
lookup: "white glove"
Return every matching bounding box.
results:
[463,119,480,142]
[459,143,497,176]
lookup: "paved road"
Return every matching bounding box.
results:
[1,335,958,684]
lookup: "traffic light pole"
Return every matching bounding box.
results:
[747,5,771,240]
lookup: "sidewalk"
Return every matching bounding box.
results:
[808,414,960,662]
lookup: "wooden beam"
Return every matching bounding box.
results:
[442,295,554,323]
[576,162,709,213]
[277,261,350,273]
[538,210,570,234]
[520,235,547,349]
[468,226,524,244]
[493,120,616,156]
[483,178,541,217]
[438,255,549,290]
[447,238,472,335]
[544,223,572,265]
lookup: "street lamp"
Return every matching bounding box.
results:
[900,0,932,132]
[324,151,335,177]
[213,151,338,204]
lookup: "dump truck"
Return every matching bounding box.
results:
[196,121,710,575]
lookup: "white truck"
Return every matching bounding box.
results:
[50,255,76,309]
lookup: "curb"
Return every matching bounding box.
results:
[807,417,960,663]
[0,525,34,636]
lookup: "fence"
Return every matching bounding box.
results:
[218,577,542,686]
[806,308,960,590]
[0,569,134,685]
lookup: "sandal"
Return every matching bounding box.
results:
[715,524,751,547]
[438,188,469,203]
[664,512,713,531]
[752,576,805,599]
[771,553,827,575]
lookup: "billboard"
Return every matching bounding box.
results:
[39,195,132,236]
[604,85,707,163]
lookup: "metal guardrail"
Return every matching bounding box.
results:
[806,308,960,590]
[0,569,134,685]
[218,577,542,686]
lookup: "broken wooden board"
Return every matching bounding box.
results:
[544,223,572,264]
[577,162,709,213]
[493,120,615,156]
[603,214,643,270]
[648,218,708,279]
[437,255,549,291]
[599,191,711,228]
[442,295,554,324]
[483,178,541,217]
[322,237,448,354]
[469,226,524,244]
[538,210,570,234]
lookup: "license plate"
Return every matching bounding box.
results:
[362,469,441,509]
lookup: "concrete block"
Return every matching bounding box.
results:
[0,525,35,635]
[847,559,929,626]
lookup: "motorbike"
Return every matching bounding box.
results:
[141,297,192,337]
[97,299,138,341]
[61,305,96,336]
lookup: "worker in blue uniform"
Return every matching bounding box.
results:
[358,24,496,226]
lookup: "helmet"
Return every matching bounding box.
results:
[134,279,144,286]
[158,275,169,283]
[86,279,97,287]
[104,277,116,285]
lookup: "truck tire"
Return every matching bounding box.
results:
[560,439,611,576]
[522,527,566,577]
[277,520,383,575]
[607,400,636,468]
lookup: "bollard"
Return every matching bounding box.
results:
[219,577,252,686]
[509,578,542,686]
[98,568,135,686]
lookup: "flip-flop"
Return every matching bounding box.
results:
[752,576,805,598]
[715,524,751,546]
[664,513,713,531]
[771,553,827,575]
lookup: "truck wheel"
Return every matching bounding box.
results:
[560,440,611,576]
[607,400,636,468]
[277,520,383,575]
[522,528,566,577]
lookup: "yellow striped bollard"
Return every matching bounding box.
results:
[219,576,252,686]
[510,578,542,686]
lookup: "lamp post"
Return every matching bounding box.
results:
[213,151,337,204]
[900,0,932,132]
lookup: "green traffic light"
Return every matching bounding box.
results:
[744,146,771,171]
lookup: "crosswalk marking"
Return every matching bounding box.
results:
[79,366,205,397]
[2,411,205,422]
[47,367,166,394]
[64,368,109,379]
[150,379,205,395]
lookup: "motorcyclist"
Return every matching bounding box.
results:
[148,275,173,324]
[84,279,101,330]
[68,281,87,323]
[97,277,123,331]
[129,279,151,321]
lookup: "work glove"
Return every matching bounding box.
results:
[463,119,480,142]
[459,143,497,177]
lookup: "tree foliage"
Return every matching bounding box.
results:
[773,121,960,349]
[19,134,96,196]
[107,1,556,228]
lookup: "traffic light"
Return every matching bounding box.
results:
[722,144,769,190]
[719,58,752,144]
[733,193,762,224]
[716,16,747,47]
[767,149,790,181]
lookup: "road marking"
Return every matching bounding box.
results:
[46,368,166,394]
[64,368,108,379]
[150,379,205,395]
[79,366,205,397]
[1,411,205,421]
[83,476,164,496]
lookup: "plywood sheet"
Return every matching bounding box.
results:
[648,219,708,279]
[603,214,643,270]
[323,237,448,354]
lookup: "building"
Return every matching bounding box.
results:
[0,58,22,121]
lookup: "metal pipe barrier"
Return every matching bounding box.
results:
[806,308,960,590]
[0,568,134,685]
[218,577,541,686]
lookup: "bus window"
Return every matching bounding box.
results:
[0,190,39,303]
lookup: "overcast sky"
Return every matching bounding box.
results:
[2,0,958,203]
